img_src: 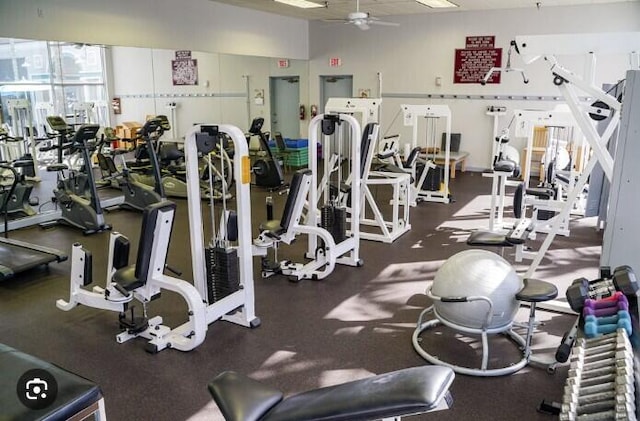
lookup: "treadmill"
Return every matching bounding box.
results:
[0,164,67,281]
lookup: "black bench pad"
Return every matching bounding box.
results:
[494,160,516,173]
[467,230,514,247]
[0,343,102,421]
[209,371,284,421]
[210,366,454,421]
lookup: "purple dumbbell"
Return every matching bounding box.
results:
[583,292,628,317]
[583,299,629,317]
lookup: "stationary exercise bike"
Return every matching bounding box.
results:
[98,119,166,212]
[44,124,111,235]
[247,117,285,190]
[46,116,93,198]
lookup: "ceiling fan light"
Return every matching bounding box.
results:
[415,0,458,8]
[274,0,324,9]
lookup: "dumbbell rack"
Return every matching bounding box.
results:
[561,330,636,420]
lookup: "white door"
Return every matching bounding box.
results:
[270,76,300,139]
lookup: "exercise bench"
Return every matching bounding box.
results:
[209,366,454,421]
[0,343,105,420]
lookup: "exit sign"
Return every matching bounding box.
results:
[277,59,289,68]
[329,57,341,67]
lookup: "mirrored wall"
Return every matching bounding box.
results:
[0,37,310,140]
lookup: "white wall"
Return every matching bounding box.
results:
[308,2,640,169]
[0,0,308,60]
[110,46,309,137]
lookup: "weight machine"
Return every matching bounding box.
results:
[511,32,640,283]
[5,99,39,180]
[57,123,260,353]
[401,104,452,204]
[306,113,364,271]
[324,98,411,243]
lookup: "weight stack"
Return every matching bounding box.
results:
[319,205,334,249]
[332,207,347,244]
[205,246,240,304]
[422,166,443,191]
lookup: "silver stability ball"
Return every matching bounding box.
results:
[431,249,522,330]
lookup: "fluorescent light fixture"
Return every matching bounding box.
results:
[415,0,458,8]
[274,0,324,8]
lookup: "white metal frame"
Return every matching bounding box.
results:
[514,108,578,188]
[6,98,40,180]
[184,124,259,328]
[401,104,451,204]
[324,98,410,243]
[512,32,640,280]
[57,124,260,353]
[412,284,555,377]
[255,170,341,280]
[307,113,363,268]
[358,124,412,243]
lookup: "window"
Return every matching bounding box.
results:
[0,38,109,135]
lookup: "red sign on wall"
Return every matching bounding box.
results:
[329,57,341,67]
[277,59,289,68]
[454,35,502,84]
[465,35,495,49]
[454,48,502,84]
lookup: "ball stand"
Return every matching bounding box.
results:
[412,279,558,377]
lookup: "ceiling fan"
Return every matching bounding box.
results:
[324,0,399,30]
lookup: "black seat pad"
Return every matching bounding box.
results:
[0,343,102,421]
[112,266,144,291]
[467,231,514,247]
[209,366,453,421]
[47,163,68,172]
[209,371,283,421]
[526,187,554,199]
[516,278,558,302]
[263,366,454,421]
[494,160,516,172]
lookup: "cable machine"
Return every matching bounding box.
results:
[401,104,452,204]
[56,123,260,353]
[306,113,363,270]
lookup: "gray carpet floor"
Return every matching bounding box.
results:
[0,170,603,420]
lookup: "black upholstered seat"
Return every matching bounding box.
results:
[208,371,284,421]
[0,343,103,421]
[209,366,454,421]
[516,278,558,303]
[259,169,310,238]
[466,230,514,247]
[113,201,176,292]
[525,187,555,199]
[494,160,516,172]
[46,163,69,172]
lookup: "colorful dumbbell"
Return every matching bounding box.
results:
[584,310,632,338]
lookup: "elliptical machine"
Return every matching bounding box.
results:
[247,117,285,190]
[44,124,111,235]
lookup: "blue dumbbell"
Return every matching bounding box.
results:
[584,309,632,338]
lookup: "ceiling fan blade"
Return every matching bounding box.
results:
[368,20,399,27]
[322,18,350,23]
